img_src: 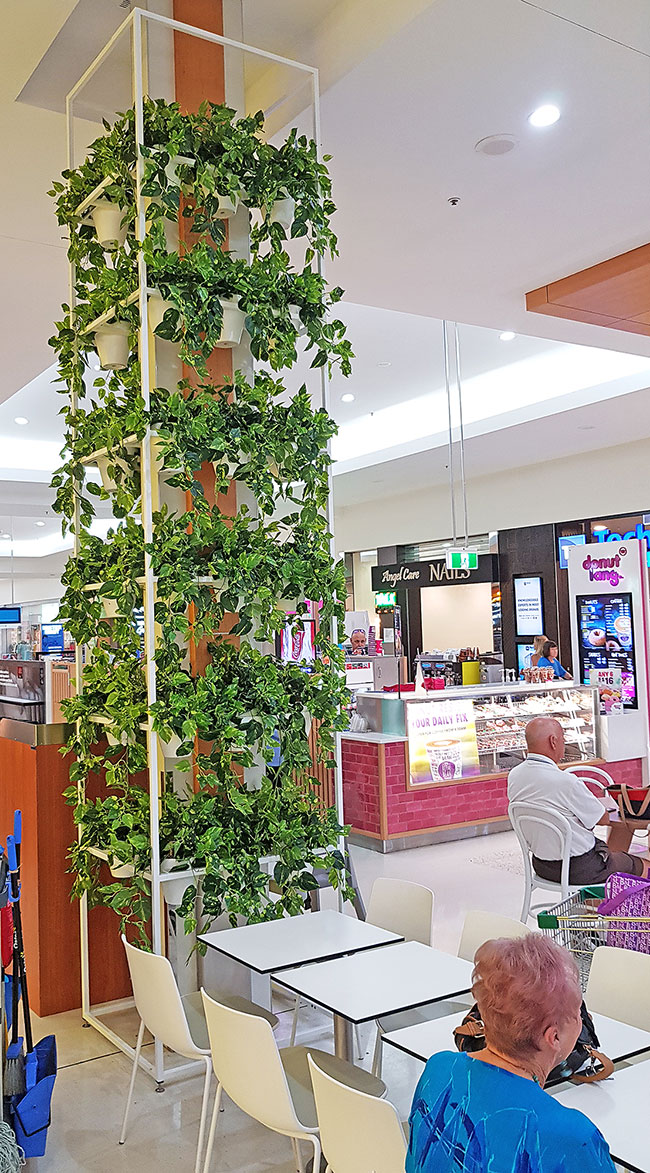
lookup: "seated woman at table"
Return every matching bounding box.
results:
[406,935,615,1173]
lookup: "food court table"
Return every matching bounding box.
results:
[198,909,403,1009]
[383,1011,650,1070]
[273,940,474,1062]
[553,1060,650,1172]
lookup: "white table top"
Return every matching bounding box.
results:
[198,910,403,975]
[273,941,474,1024]
[554,1061,650,1171]
[383,1011,650,1067]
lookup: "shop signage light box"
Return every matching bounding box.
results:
[513,576,544,637]
[375,591,397,610]
[372,554,498,591]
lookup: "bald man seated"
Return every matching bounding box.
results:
[508,716,649,885]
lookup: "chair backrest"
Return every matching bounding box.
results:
[509,802,572,895]
[200,988,309,1135]
[457,909,531,963]
[366,877,434,946]
[308,1054,406,1173]
[586,945,650,1031]
[121,935,204,1059]
[564,765,613,794]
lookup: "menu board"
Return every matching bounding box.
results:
[576,592,637,709]
[514,576,544,637]
[407,700,480,787]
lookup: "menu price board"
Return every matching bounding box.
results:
[407,700,480,788]
[514,576,544,637]
[577,592,637,709]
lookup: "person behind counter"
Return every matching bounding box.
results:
[537,640,572,679]
[406,934,616,1173]
[530,633,549,668]
[348,628,368,656]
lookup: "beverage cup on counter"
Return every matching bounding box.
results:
[523,668,532,683]
[425,738,463,782]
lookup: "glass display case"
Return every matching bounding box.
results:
[355,682,598,785]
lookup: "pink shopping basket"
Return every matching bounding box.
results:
[598,872,650,954]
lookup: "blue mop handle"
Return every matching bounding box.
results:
[6,837,16,876]
[13,811,21,850]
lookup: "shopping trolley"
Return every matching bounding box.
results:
[538,879,650,990]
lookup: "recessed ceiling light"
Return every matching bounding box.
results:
[592,525,608,532]
[35,521,46,527]
[528,104,560,128]
[377,361,392,368]
[14,417,28,426]
[341,393,355,403]
[0,534,10,540]
[499,331,516,342]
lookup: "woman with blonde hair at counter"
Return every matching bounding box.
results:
[406,935,616,1172]
[531,633,548,667]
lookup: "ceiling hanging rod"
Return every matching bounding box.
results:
[442,320,458,545]
[453,321,469,550]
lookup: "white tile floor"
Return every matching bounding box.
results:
[21,830,580,1170]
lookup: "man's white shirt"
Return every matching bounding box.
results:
[507,753,605,859]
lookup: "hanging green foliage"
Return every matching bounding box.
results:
[50,98,354,940]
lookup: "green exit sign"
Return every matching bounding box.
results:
[375,591,397,609]
[446,549,478,570]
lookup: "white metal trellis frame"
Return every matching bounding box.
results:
[65,6,342,1082]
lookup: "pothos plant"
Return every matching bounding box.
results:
[50,97,354,944]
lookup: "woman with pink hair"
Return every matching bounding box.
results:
[406,935,615,1171]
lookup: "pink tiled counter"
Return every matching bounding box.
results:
[341,733,644,852]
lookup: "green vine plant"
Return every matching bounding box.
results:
[50,98,354,943]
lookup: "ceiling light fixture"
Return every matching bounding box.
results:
[499,331,516,342]
[35,521,46,527]
[528,103,561,128]
[377,361,392,368]
[475,134,517,156]
[0,534,10,540]
[592,525,608,532]
[341,393,355,403]
[14,416,28,426]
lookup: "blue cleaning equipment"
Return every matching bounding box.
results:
[3,838,23,1100]
[6,811,57,1158]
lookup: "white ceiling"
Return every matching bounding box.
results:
[1,0,650,587]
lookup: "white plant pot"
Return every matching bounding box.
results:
[90,714,120,745]
[216,299,246,348]
[94,452,130,493]
[109,858,135,879]
[148,293,175,333]
[94,322,130,370]
[269,196,295,231]
[289,304,307,337]
[86,845,134,878]
[158,732,190,759]
[101,597,119,620]
[161,859,196,908]
[91,199,127,250]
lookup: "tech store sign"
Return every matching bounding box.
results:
[593,521,650,567]
[371,554,498,591]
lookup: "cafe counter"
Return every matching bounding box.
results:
[342,682,643,851]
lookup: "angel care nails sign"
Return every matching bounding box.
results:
[407,700,480,788]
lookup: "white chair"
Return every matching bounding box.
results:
[366,876,435,946]
[586,945,650,1032]
[457,909,532,963]
[564,765,614,790]
[200,989,385,1173]
[509,801,580,922]
[290,877,435,1051]
[308,1053,407,1173]
[119,936,277,1173]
